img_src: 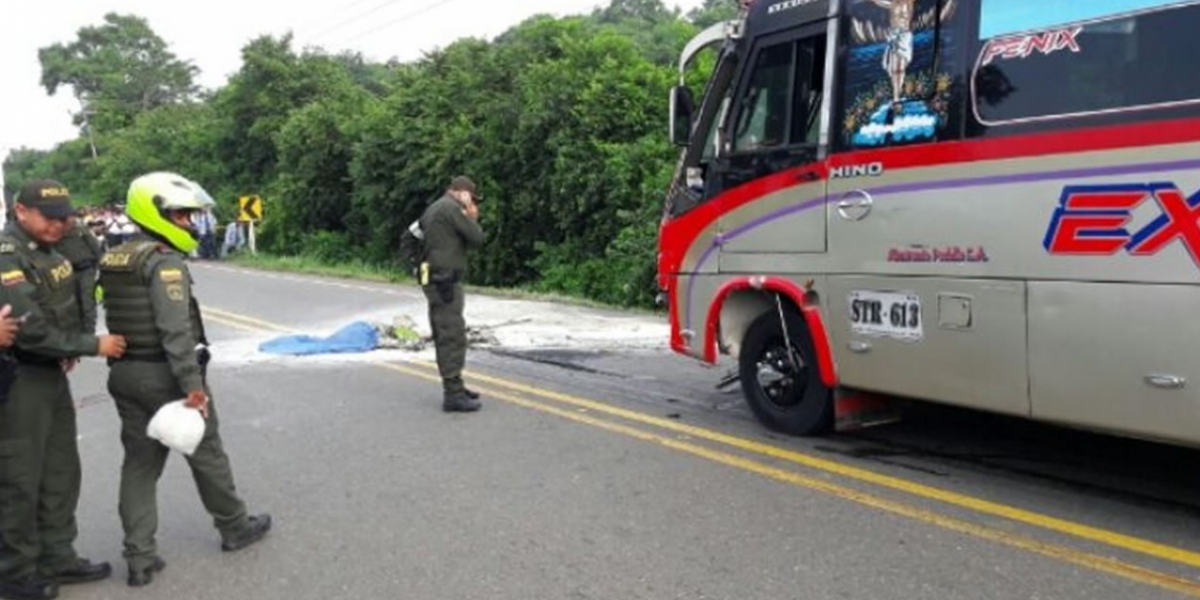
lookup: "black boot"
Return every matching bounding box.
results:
[42,558,110,585]
[222,514,272,552]
[443,392,481,412]
[464,388,480,400]
[126,557,165,588]
[0,575,58,600]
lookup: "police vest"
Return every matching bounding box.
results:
[56,225,101,271]
[99,241,201,360]
[0,234,81,335]
[56,225,102,327]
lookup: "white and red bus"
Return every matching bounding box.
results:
[658,0,1200,445]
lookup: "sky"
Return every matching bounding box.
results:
[0,0,706,155]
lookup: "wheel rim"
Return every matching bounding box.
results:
[753,336,807,410]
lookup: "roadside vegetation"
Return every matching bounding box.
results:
[228,252,659,312]
[4,0,736,309]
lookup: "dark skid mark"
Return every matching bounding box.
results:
[485,348,627,378]
[825,431,1200,517]
[814,444,950,477]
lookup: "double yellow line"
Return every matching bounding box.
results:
[205,305,1200,596]
[203,307,294,333]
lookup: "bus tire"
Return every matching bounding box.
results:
[738,309,833,436]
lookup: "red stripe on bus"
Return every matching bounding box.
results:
[659,116,1200,280]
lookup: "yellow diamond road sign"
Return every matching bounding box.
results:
[238,195,263,222]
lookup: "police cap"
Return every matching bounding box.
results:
[449,175,483,201]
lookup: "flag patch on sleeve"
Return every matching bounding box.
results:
[0,270,25,287]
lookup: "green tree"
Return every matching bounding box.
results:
[3,142,99,205]
[3,148,51,202]
[269,85,378,256]
[212,34,365,196]
[595,0,677,23]
[88,102,223,207]
[687,0,741,29]
[38,13,199,138]
[8,0,707,308]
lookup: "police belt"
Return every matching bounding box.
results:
[108,346,169,365]
[427,268,463,285]
[109,346,210,366]
[12,349,59,368]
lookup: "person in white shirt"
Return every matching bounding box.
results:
[221,220,243,258]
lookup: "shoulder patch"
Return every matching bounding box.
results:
[158,268,183,283]
[165,283,185,301]
[1,270,26,287]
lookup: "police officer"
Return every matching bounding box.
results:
[0,179,127,600]
[418,176,486,412]
[99,172,271,588]
[54,214,102,334]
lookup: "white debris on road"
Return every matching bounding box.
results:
[459,296,669,351]
[209,292,671,366]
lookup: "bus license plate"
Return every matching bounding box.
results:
[848,291,923,341]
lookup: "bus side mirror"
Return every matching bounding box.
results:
[670,85,695,147]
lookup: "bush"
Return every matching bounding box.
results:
[301,230,358,263]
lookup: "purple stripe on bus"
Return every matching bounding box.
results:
[682,156,1200,334]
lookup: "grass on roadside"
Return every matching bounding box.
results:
[228,253,662,315]
[231,254,409,284]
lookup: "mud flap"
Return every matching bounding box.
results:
[834,388,905,432]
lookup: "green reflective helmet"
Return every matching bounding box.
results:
[126,172,216,253]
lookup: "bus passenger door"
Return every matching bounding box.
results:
[716,22,832,266]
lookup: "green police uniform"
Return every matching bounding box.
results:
[0,222,106,583]
[99,236,265,573]
[418,192,485,406]
[53,222,102,334]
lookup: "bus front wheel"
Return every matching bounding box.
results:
[737,309,833,436]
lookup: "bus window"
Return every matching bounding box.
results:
[732,42,794,152]
[790,36,827,146]
[702,96,729,162]
[979,0,1172,39]
[973,2,1200,126]
[839,0,965,150]
[730,34,828,153]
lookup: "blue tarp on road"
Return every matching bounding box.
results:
[258,321,379,356]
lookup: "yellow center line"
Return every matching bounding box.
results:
[412,360,1200,571]
[204,313,286,332]
[203,307,294,333]
[204,305,1200,577]
[205,313,272,333]
[379,361,1200,598]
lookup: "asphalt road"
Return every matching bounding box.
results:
[58,262,1200,600]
